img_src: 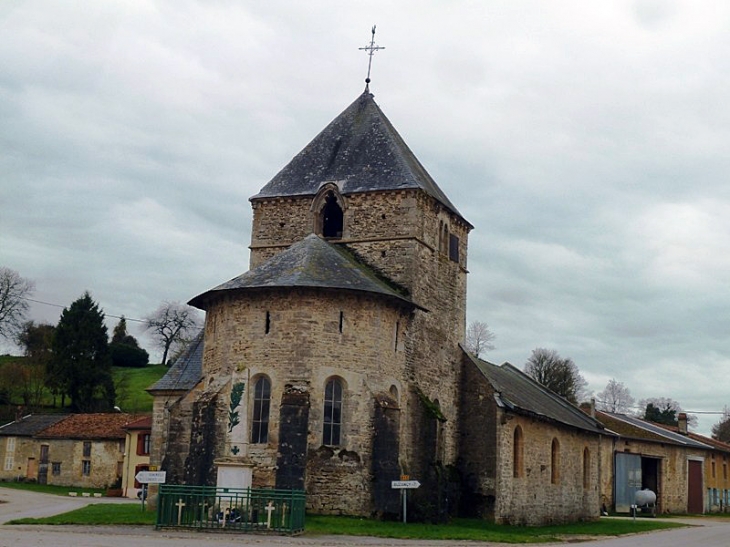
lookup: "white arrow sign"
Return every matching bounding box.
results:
[135,470,167,484]
[391,480,420,489]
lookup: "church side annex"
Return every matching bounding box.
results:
[148,84,607,525]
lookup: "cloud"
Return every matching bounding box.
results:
[2,1,730,434]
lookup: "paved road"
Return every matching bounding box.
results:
[3,489,730,546]
[0,486,136,525]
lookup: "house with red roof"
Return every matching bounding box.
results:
[0,413,147,490]
[121,415,152,498]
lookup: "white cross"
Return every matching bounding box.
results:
[265,501,275,529]
[175,498,186,525]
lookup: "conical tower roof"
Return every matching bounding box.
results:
[252,90,468,224]
[189,234,422,311]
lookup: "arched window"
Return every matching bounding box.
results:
[513,426,524,478]
[321,192,343,238]
[551,438,560,484]
[251,376,271,444]
[323,378,343,446]
[583,447,590,489]
[311,184,347,239]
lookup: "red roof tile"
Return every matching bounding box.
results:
[123,415,152,430]
[37,413,146,440]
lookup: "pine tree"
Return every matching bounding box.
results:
[51,292,115,412]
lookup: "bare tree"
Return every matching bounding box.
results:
[596,378,634,413]
[465,320,496,358]
[0,267,35,341]
[524,348,588,405]
[145,302,201,366]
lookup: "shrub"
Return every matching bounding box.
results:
[110,343,149,368]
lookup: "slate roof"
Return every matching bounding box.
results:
[36,413,146,441]
[596,411,712,449]
[464,351,606,435]
[147,331,204,392]
[0,414,68,437]
[189,234,421,311]
[653,423,730,454]
[252,90,470,226]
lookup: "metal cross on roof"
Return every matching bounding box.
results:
[359,25,384,88]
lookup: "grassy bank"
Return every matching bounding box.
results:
[305,515,684,543]
[9,503,155,525]
[112,364,167,413]
[0,481,104,497]
[7,500,683,543]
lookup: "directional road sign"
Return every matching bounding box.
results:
[135,470,167,484]
[391,480,420,489]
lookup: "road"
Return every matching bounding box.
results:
[2,488,730,546]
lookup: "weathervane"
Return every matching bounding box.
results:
[359,25,384,89]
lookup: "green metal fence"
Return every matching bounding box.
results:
[156,485,306,535]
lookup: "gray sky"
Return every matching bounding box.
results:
[2,1,729,434]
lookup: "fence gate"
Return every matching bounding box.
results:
[157,485,305,535]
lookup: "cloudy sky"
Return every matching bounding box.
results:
[2,1,729,434]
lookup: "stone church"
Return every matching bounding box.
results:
[149,85,607,525]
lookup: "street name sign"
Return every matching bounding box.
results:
[391,480,420,489]
[135,470,167,484]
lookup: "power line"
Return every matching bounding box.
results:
[22,296,146,323]
[594,398,727,416]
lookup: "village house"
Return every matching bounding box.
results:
[121,415,152,499]
[0,414,67,482]
[595,410,712,514]
[0,413,146,491]
[655,413,730,513]
[149,83,612,525]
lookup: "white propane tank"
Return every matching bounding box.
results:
[635,489,657,507]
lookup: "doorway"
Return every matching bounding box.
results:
[688,460,703,514]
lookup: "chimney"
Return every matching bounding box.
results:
[678,412,688,435]
[590,398,596,418]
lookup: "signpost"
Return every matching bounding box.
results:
[391,479,420,523]
[135,470,166,511]
[135,470,167,484]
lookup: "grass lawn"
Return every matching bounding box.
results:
[111,364,167,413]
[9,503,156,525]
[0,481,104,497]
[7,500,684,543]
[305,515,684,543]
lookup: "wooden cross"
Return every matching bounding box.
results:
[281,502,288,527]
[175,498,186,525]
[359,25,385,85]
[265,501,275,529]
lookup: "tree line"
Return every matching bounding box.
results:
[463,318,730,443]
[0,267,200,414]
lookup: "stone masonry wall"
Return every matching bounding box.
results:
[1,436,123,488]
[495,414,601,525]
[42,438,123,489]
[598,435,706,514]
[249,189,470,486]
[0,436,36,481]
[201,288,412,515]
[457,356,499,518]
